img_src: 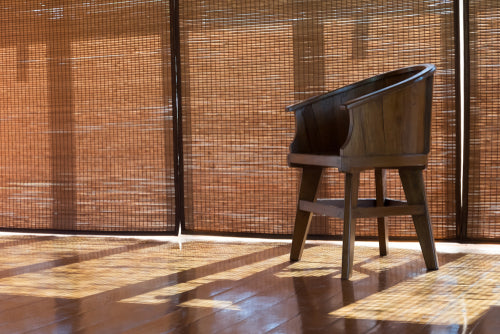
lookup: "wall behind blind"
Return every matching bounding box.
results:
[0,1,176,232]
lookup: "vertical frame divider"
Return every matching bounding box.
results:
[169,0,185,233]
[455,0,470,241]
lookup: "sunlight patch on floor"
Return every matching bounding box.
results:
[330,253,500,326]
[120,253,290,304]
[0,236,138,269]
[178,298,240,311]
[0,241,275,299]
[275,244,421,280]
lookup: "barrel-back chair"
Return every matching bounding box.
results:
[287,64,439,280]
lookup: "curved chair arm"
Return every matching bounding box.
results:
[340,65,435,159]
[287,90,350,155]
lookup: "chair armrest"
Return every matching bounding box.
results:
[340,71,434,157]
[287,90,349,155]
[286,89,344,113]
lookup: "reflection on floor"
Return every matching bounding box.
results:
[0,233,498,333]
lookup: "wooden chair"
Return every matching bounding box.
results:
[287,64,439,280]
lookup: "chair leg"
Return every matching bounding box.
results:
[290,167,323,261]
[341,172,360,280]
[375,169,389,256]
[399,168,439,270]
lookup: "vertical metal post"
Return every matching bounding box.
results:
[169,0,185,233]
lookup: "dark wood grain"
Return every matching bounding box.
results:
[375,169,389,256]
[342,172,360,280]
[399,168,439,270]
[0,234,496,333]
[290,167,323,261]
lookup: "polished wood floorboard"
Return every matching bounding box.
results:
[0,234,498,333]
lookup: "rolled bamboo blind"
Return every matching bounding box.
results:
[180,0,457,239]
[0,1,176,232]
[468,0,500,240]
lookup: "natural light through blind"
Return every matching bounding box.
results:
[0,1,463,239]
[0,1,176,232]
[467,1,500,240]
[180,0,456,239]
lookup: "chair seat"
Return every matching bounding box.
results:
[288,152,428,171]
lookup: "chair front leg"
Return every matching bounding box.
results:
[399,168,439,271]
[290,166,323,261]
[342,171,360,280]
[375,168,389,256]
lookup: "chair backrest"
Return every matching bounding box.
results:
[288,64,435,161]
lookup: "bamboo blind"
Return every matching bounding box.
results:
[467,0,500,240]
[180,0,457,238]
[0,1,176,232]
[0,1,468,240]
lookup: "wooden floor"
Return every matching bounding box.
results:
[0,234,498,333]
